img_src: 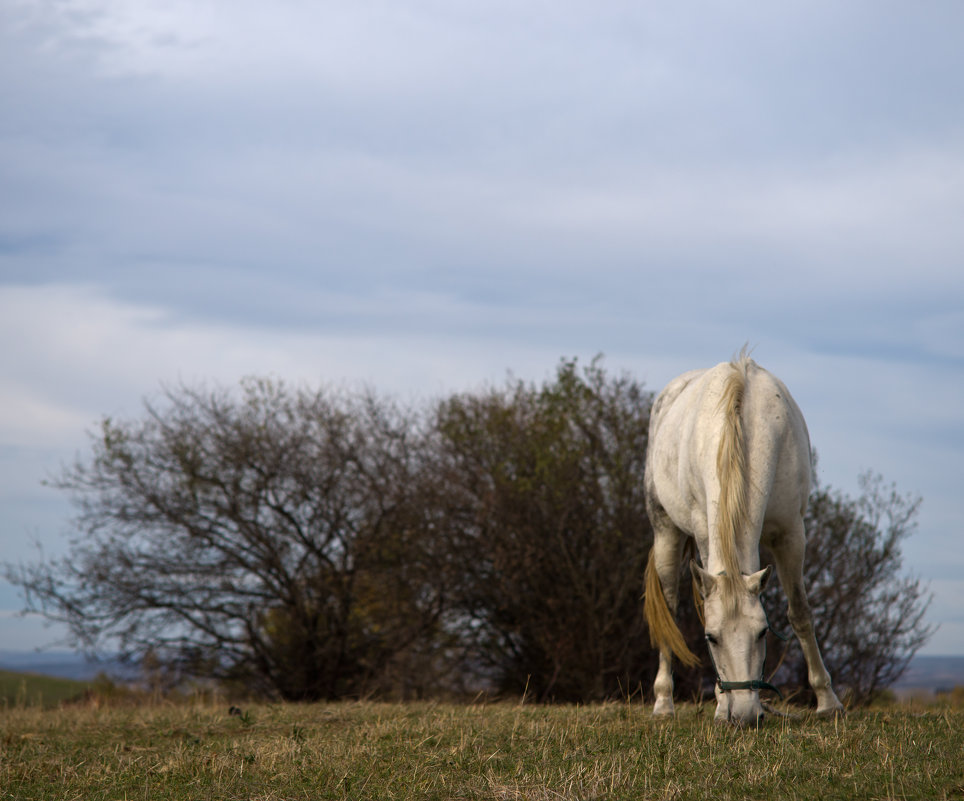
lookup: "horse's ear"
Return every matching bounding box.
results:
[690,560,714,599]
[745,565,772,595]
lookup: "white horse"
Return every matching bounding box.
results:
[643,352,844,725]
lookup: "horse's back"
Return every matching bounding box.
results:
[646,357,811,547]
[645,361,734,541]
[740,361,811,534]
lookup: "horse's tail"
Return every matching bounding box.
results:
[716,352,751,608]
[644,549,700,668]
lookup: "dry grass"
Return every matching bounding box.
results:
[1,699,962,800]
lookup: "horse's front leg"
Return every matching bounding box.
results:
[649,526,686,717]
[653,648,676,717]
[771,521,844,715]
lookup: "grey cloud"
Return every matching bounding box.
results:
[2,1,964,652]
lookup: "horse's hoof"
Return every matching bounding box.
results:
[653,699,676,717]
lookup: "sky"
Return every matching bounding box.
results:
[1,1,963,657]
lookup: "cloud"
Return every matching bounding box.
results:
[0,282,572,571]
[0,609,72,651]
[0,386,89,451]
[5,2,963,313]
[3,1,964,654]
[0,282,576,419]
[924,580,964,655]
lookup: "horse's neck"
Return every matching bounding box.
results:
[705,537,760,576]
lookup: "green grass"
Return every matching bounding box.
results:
[0,670,92,709]
[0,700,962,800]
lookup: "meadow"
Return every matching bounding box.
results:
[1,695,962,801]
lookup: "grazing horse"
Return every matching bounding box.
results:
[643,352,844,725]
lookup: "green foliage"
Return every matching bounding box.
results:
[433,358,657,701]
[0,702,962,800]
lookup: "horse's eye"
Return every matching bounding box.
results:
[757,629,768,642]
[705,633,719,646]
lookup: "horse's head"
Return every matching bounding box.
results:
[691,561,773,727]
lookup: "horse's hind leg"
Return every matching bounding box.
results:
[771,520,844,715]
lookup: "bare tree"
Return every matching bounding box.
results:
[6,379,447,700]
[762,471,933,705]
[7,367,933,705]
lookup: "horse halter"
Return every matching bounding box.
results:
[706,601,790,699]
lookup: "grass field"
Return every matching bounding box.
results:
[1,698,962,800]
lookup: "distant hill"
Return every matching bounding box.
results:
[2,650,962,694]
[0,650,130,681]
[892,655,964,693]
[0,669,92,708]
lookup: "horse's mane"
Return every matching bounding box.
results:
[716,351,752,611]
[643,350,753,666]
